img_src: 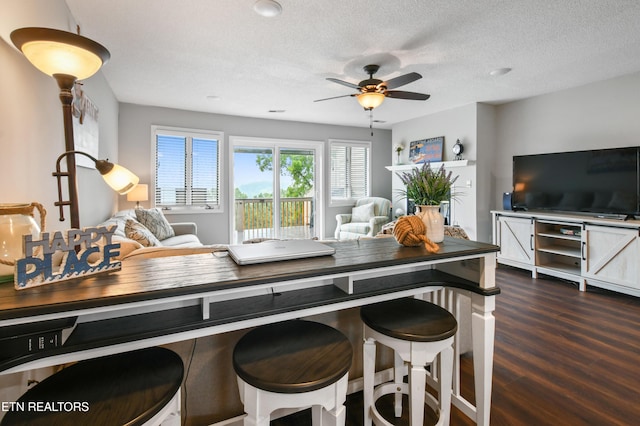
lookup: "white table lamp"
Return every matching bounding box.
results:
[127,184,148,208]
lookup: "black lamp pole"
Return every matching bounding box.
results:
[54,74,81,229]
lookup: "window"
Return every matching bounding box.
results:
[330,139,371,204]
[152,126,223,210]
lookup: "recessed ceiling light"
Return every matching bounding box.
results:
[253,0,282,17]
[206,95,220,101]
[489,67,512,77]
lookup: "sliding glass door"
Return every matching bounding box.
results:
[230,137,323,244]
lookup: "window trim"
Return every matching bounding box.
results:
[151,125,225,213]
[329,139,372,207]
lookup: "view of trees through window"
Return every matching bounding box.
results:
[234,152,314,199]
[233,146,316,241]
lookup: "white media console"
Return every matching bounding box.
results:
[491,210,640,297]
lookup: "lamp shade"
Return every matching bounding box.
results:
[10,27,110,80]
[127,184,149,202]
[53,151,140,228]
[357,92,385,110]
[100,163,139,195]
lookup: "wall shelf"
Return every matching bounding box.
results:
[385,160,472,172]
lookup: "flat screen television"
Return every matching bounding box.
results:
[512,147,640,219]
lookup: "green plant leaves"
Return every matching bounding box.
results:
[396,163,459,205]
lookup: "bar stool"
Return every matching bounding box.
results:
[233,319,353,426]
[0,347,183,426]
[361,298,458,426]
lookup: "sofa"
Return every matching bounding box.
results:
[97,209,226,260]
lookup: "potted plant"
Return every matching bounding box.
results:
[396,163,458,242]
[394,143,404,165]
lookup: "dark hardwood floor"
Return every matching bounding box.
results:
[273,266,640,425]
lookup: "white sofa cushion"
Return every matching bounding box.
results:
[125,219,161,247]
[161,234,203,247]
[135,208,175,240]
[352,202,374,222]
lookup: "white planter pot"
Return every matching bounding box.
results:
[415,205,444,243]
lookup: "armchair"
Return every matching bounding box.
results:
[334,197,391,240]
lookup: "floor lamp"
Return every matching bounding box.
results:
[10,27,123,229]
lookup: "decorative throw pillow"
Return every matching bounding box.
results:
[86,235,144,263]
[125,219,161,247]
[352,202,375,223]
[134,208,175,241]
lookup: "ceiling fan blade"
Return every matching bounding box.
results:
[313,93,356,102]
[384,72,422,90]
[326,77,360,89]
[385,90,430,100]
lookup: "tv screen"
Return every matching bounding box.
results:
[512,147,640,217]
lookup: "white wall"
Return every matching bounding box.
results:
[0,0,119,232]
[0,0,119,416]
[118,103,392,243]
[492,71,640,211]
[393,72,640,242]
[476,103,497,242]
[391,103,488,241]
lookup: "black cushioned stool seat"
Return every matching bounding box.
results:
[360,297,458,342]
[360,298,458,426]
[233,319,353,425]
[1,347,184,426]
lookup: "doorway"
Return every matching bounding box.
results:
[230,137,323,244]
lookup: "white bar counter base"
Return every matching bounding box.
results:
[0,237,499,426]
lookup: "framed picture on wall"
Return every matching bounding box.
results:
[409,136,444,164]
[72,84,100,169]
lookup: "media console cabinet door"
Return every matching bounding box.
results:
[582,225,640,290]
[495,216,534,266]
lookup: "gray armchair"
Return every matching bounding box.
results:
[334,197,391,240]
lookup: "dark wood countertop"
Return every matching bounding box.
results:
[0,237,499,322]
[0,237,500,376]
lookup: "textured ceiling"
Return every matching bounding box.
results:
[63,0,640,129]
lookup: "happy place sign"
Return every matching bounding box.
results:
[14,226,121,290]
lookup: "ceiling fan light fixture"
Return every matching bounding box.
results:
[253,0,282,17]
[357,92,385,110]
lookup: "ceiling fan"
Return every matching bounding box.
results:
[315,64,430,110]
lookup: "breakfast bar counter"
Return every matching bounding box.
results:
[0,237,500,425]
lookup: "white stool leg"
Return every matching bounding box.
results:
[394,351,404,418]
[409,361,426,426]
[438,345,454,426]
[322,402,346,426]
[242,385,270,426]
[312,405,323,425]
[363,336,377,426]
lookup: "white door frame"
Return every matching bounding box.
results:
[228,136,324,244]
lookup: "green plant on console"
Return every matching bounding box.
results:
[396,162,459,206]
